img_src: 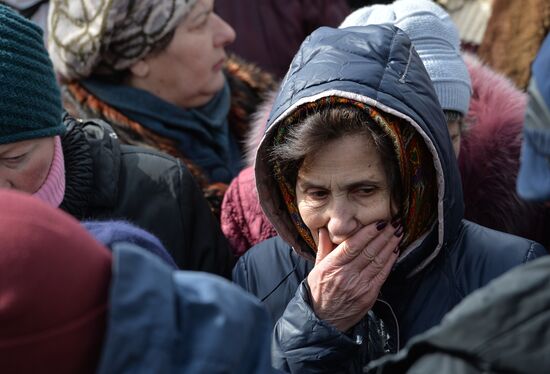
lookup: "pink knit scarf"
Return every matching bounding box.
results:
[33,136,66,207]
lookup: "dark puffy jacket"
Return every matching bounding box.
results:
[233,25,547,373]
[60,115,234,277]
[62,56,277,217]
[366,256,550,374]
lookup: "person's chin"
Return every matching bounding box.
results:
[212,70,226,89]
[205,73,226,95]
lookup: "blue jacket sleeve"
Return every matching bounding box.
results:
[97,243,281,373]
[524,242,547,262]
[272,281,364,373]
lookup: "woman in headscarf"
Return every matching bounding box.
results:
[0,5,232,276]
[233,24,546,372]
[48,0,276,215]
[222,0,550,258]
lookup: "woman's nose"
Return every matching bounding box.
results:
[326,199,359,245]
[212,13,236,48]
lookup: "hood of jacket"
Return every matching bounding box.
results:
[96,243,273,373]
[255,25,464,276]
[459,54,541,236]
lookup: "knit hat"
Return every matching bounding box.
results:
[82,220,178,269]
[0,190,112,373]
[340,0,472,116]
[517,33,550,202]
[32,135,66,207]
[48,0,199,80]
[0,5,65,145]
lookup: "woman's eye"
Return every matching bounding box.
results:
[191,14,210,30]
[2,154,25,166]
[355,187,375,196]
[307,189,328,200]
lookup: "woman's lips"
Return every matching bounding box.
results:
[213,58,226,71]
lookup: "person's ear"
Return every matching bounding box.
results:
[129,60,150,77]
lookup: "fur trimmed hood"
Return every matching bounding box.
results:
[462,53,527,137]
[459,53,548,247]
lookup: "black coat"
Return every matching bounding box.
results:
[233,25,547,373]
[60,115,234,277]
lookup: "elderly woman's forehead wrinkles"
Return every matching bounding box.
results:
[296,175,329,189]
[335,178,384,191]
[299,168,384,190]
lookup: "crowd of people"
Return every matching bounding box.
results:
[0,0,548,373]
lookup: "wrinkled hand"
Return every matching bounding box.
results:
[306,221,402,332]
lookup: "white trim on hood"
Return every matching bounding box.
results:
[261,89,446,278]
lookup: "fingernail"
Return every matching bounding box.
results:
[376,220,388,231]
[394,225,404,237]
[393,246,400,254]
[391,217,401,228]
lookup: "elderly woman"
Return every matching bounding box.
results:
[233,24,547,372]
[0,5,232,276]
[48,0,276,214]
[224,0,549,258]
[222,0,472,255]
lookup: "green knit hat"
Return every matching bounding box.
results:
[0,5,65,145]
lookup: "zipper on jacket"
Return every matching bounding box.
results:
[376,298,400,353]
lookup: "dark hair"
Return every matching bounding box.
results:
[91,28,177,84]
[269,104,402,206]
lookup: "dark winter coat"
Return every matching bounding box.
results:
[233,25,547,373]
[60,114,234,277]
[366,256,550,374]
[62,55,277,217]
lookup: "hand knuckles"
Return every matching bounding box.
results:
[371,256,385,269]
[341,241,360,259]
